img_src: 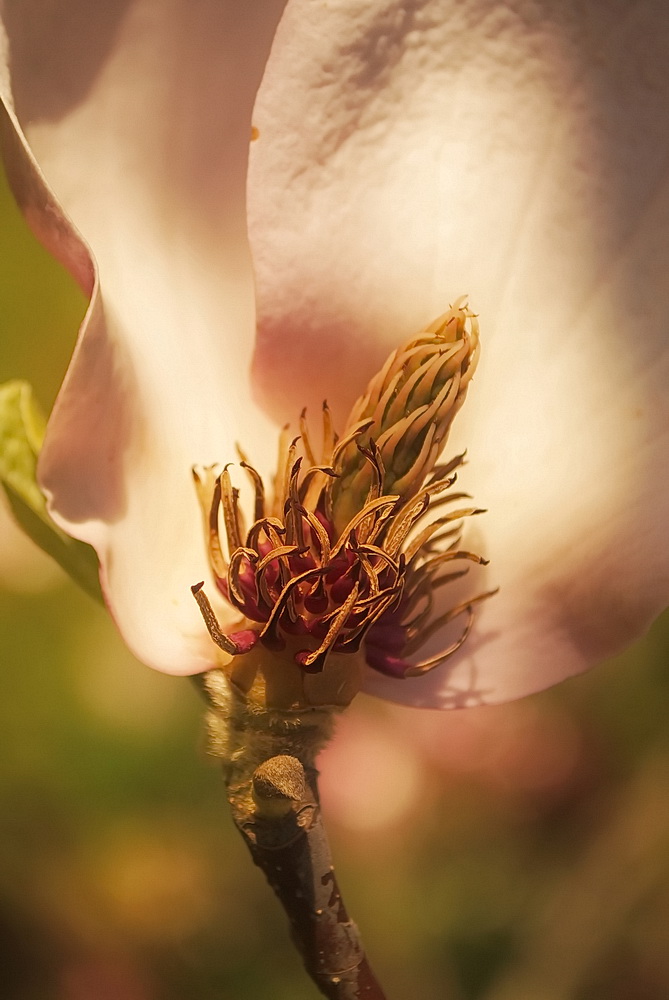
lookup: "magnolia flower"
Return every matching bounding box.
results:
[1,2,668,710]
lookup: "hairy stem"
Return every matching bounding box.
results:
[196,670,387,999]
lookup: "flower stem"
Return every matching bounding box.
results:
[194,671,388,998]
[229,754,387,999]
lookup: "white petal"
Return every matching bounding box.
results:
[249,1,669,704]
[1,1,286,673]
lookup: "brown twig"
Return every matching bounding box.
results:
[195,670,388,999]
[232,755,387,999]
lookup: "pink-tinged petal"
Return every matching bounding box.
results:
[1,2,286,673]
[249,2,669,705]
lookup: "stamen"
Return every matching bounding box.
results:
[321,401,335,464]
[191,583,241,655]
[330,495,400,558]
[296,503,331,564]
[355,543,401,576]
[426,452,468,485]
[240,461,266,523]
[271,424,291,518]
[192,467,227,580]
[246,517,286,553]
[256,544,306,576]
[404,508,485,563]
[420,549,489,575]
[297,582,360,672]
[228,547,259,610]
[301,464,338,514]
[403,608,475,676]
[220,467,243,553]
[402,589,498,657]
[384,493,430,558]
[278,437,300,513]
[299,407,317,468]
[260,567,327,650]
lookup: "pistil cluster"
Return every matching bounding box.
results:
[192,300,494,686]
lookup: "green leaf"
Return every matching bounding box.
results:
[0,380,103,602]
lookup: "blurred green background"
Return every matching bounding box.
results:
[1,160,669,1000]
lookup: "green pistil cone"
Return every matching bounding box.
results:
[331,300,479,532]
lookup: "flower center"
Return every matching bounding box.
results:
[191,300,496,701]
